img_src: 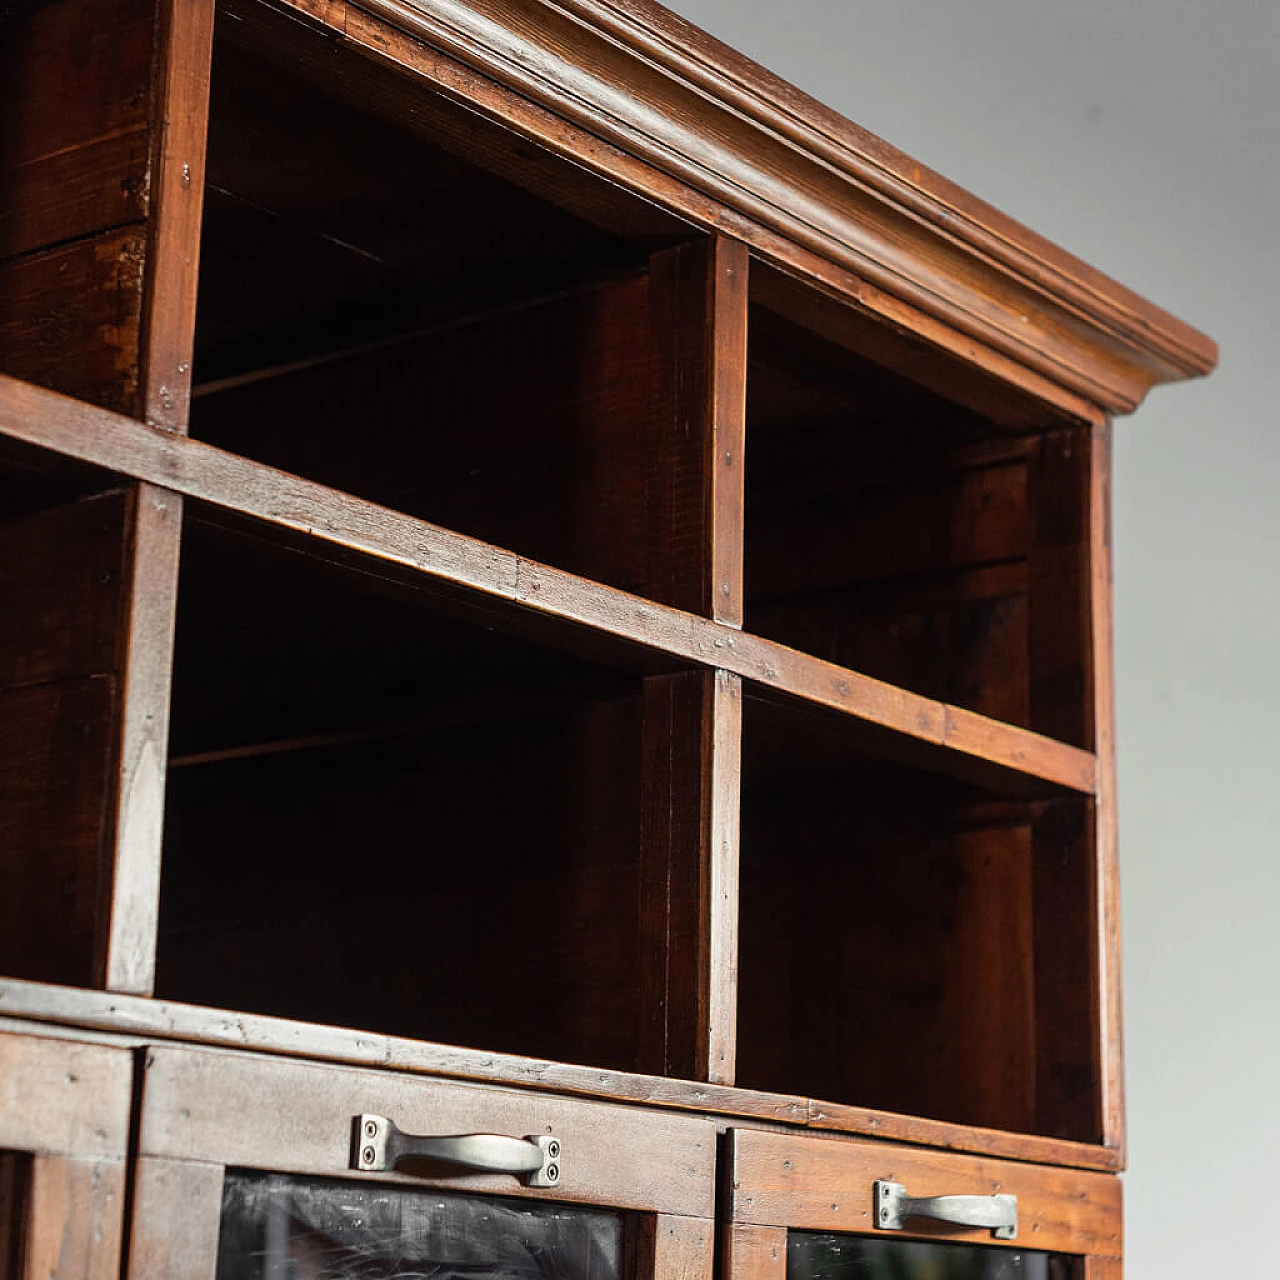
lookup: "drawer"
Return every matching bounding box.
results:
[0,1030,132,1280]
[128,1044,717,1279]
[726,1128,1121,1278]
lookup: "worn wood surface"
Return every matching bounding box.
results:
[0,375,1097,794]
[633,1214,714,1280]
[1027,429,1094,749]
[1084,1259,1122,1280]
[138,1045,717,1217]
[638,670,741,1083]
[735,750,1041,1136]
[262,0,1214,414]
[191,274,658,597]
[647,236,748,623]
[728,1128,1122,1257]
[101,484,182,995]
[1089,421,1126,1161]
[0,1033,131,1158]
[723,1223,787,1280]
[21,1155,126,1280]
[0,229,146,415]
[126,1158,224,1280]
[138,0,215,430]
[0,494,131,987]
[0,979,1129,1169]
[802,1099,1121,1173]
[1032,797,1103,1144]
[0,0,153,259]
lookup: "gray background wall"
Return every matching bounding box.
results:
[663,2,1278,1274]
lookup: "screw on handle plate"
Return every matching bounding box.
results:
[875,1180,1017,1240]
[351,1114,561,1188]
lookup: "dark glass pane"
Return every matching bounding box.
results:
[788,1231,1076,1280]
[216,1170,622,1280]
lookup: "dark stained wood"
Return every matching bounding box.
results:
[191,25,658,387]
[0,0,153,259]
[1089,421,1126,1161]
[734,688,1106,1144]
[750,261,1081,433]
[268,0,1215,414]
[0,493,132,987]
[637,670,741,1084]
[0,1155,25,1280]
[102,484,182,995]
[1032,797,1103,1144]
[0,680,118,987]
[138,1044,719,1218]
[191,275,658,597]
[0,976,811,1127]
[138,0,215,431]
[0,229,146,415]
[1028,429,1094,749]
[0,375,1098,795]
[126,1158,224,1280]
[727,1128,1122,1257]
[0,976,1127,1169]
[647,236,748,623]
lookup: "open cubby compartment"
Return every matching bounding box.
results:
[156,505,663,1072]
[188,0,704,603]
[0,438,137,986]
[744,270,1096,750]
[735,690,1102,1144]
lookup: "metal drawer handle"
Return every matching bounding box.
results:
[875,1180,1017,1240]
[351,1114,561,1188]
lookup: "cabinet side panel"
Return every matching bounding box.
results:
[1089,421,1125,1158]
[0,495,131,986]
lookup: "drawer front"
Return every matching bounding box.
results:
[129,1044,716,1280]
[727,1128,1121,1278]
[0,1030,132,1280]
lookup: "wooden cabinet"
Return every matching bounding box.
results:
[0,0,1215,1274]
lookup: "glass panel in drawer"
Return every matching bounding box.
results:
[788,1231,1076,1279]
[216,1170,623,1279]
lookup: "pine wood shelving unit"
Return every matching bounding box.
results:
[0,0,1215,1275]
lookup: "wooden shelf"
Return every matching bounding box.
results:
[0,374,1095,799]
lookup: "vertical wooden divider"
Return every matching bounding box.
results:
[138,0,216,433]
[102,0,215,994]
[1089,420,1126,1159]
[100,484,183,994]
[637,236,748,1083]
[723,1223,787,1280]
[1026,427,1105,1143]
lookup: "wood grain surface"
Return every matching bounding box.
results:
[137,1044,717,1217]
[727,1128,1122,1257]
[276,0,1215,414]
[0,375,1097,794]
[126,1158,224,1280]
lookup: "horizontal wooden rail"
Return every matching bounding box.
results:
[0,978,1120,1171]
[0,373,1095,793]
